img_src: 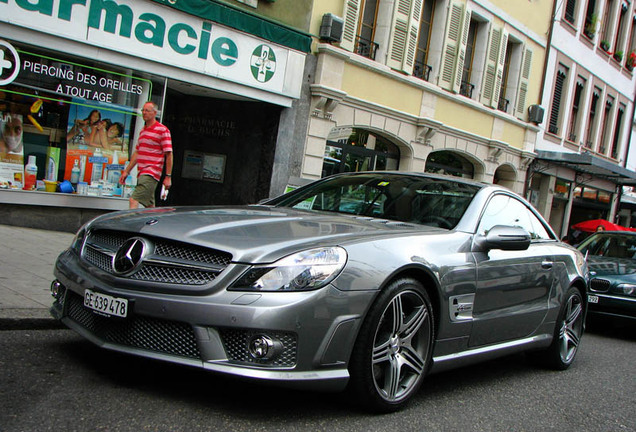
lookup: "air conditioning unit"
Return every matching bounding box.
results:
[320,13,344,43]
[528,104,545,124]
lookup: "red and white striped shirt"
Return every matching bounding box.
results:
[136,121,172,181]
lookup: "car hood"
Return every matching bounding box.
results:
[587,255,636,281]
[87,205,438,263]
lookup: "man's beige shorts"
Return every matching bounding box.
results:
[131,174,158,208]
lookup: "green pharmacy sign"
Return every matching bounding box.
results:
[250,45,276,83]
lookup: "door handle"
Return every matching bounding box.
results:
[541,260,553,269]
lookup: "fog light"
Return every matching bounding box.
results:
[50,280,63,299]
[247,334,282,361]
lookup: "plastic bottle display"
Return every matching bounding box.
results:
[91,148,104,183]
[23,155,38,190]
[70,159,81,186]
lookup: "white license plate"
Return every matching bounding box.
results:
[84,289,128,318]
[588,295,599,304]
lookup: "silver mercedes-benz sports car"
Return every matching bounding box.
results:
[51,172,588,412]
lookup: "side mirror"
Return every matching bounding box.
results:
[474,225,531,252]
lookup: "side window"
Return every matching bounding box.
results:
[478,195,552,240]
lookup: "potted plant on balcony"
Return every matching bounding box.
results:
[627,51,636,71]
[600,40,611,52]
[584,14,598,39]
[614,50,624,62]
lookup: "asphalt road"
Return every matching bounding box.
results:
[1,325,634,432]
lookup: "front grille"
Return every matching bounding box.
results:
[65,291,200,359]
[590,278,611,292]
[82,229,232,286]
[219,328,297,367]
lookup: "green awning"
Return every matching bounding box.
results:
[151,0,312,53]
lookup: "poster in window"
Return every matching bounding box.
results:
[0,112,25,188]
[203,154,226,183]
[64,100,132,185]
[182,150,204,179]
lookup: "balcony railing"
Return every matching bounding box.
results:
[459,80,474,98]
[413,60,432,82]
[354,35,379,60]
[497,97,509,113]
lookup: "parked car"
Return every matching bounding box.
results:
[51,172,588,412]
[576,231,636,324]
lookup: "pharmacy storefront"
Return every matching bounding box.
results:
[0,0,310,231]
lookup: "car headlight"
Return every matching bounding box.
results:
[616,283,636,296]
[230,247,347,292]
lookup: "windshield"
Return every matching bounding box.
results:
[269,174,481,229]
[578,233,636,259]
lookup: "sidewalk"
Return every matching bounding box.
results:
[0,224,74,329]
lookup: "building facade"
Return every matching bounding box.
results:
[533,0,636,239]
[0,0,312,231]
[300,0,552,198]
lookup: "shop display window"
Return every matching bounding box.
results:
[0,39,165,197]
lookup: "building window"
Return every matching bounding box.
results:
[611,104,625,159]
[627,14,636,70]
[356,0,380,60]
[460,18,479,98]
[414,0,436,81]
[565,0,578,24]
[598,96,614,154]
[425,151,475,178]
[600,0,615,51]
[613,2,629,61]
[322,128,400,177]
[584,88,601,148]
[567,77,586,143]
[584,0,599,39]
[548,65,568,135]
[498,39,518,113]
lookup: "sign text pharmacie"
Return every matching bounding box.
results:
[0,0,297,99]
[2,0,243,65]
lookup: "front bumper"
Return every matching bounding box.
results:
[52,249,377,391]
[587,292,636,322]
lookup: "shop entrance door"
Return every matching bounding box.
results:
[344,147,374,172]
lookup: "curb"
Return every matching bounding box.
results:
[0,317,66,331]
[0,308,66,331]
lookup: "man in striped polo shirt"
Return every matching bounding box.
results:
[119,101,173,208]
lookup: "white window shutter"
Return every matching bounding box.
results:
[480,27,501,105]
[452,6,472,93]
[438,2,464,91]
[387,0,424,74]
[491,30,508,108]
[515,46,533,119]
[341,0,362,52]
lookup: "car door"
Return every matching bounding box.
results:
[469,193,555,347]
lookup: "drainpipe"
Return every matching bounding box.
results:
[538,0,558,103]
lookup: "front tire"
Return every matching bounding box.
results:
[348,278,434,412]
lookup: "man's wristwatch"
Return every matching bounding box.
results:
[165,174,172,177]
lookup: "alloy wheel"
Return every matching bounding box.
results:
[558,292,583,364]
[371,289,432,402]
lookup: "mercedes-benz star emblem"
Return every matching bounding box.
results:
[113,237,149,274]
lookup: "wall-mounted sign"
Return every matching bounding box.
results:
[0,40,151,113]
[0,0,305,99]
[182,150,226,183]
